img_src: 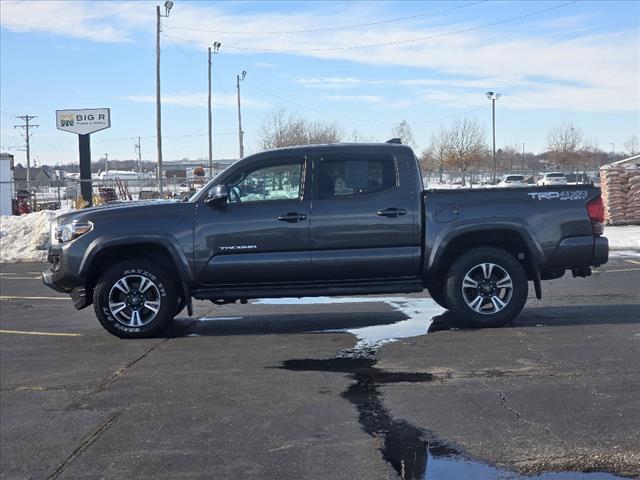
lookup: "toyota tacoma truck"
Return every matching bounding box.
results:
[43,141,609,338]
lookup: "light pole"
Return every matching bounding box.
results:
[237,70,247,159]
[156,0,173,195]
[486,91,501,183]
[610,142,615,155]
[208,41,221,179]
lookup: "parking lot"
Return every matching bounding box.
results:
[1,257,639,480]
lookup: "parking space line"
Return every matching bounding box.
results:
[598,267,640,273]
[0,329,82,337]
[625,259,640,265]
[0,296,68,301]
[0,276,41,280]
[0,272,42,276]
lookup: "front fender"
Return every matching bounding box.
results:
[79,235,194,283]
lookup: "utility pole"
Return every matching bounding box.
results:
[522,141,525,170]
[135,137,142,178]
[14,115,39,186]
[208,42,221,178]
[610,142,615,155]
[156,0,173,195]
[237,70,247,159]
[103,153,109,179]
[486,92,501,183]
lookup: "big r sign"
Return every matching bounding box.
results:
[56,108,110,135]
[55,108,111,207]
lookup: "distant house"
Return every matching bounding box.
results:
[13,165,52,189]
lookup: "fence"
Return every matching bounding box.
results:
[2,169,603,214]
[2,176,218,214]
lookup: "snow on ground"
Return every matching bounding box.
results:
[0,210,68,263]
[605,225,640,252]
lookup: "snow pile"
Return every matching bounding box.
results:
[605,225,640,251]
[0,210,63,263]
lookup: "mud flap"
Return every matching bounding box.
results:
[182,282,193,316]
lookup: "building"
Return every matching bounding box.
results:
[0,153,14,215]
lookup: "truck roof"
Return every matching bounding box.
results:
[255,142,415,158]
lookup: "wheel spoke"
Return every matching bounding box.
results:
[496,277,513,289]
[491,295,507,311]
[462,275,479,288]
[481,263,494,279]
[109,301,127,315]
[143,301,160,314]
[138,276,152,293]
[468,295,484,312]
[114,278,130,294]
[130,310,142,327]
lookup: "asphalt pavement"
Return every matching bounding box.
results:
[1,256,639,479]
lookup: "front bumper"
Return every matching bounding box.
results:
[42,244,92,310]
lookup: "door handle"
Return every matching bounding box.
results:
[377,208,407,218]
[277,212,307,223]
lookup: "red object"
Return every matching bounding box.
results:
[586,196,605,236]
[17,201,31,215]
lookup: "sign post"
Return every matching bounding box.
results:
[56,108,111,207]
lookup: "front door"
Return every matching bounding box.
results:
[195,155,311,285]
[309,149,420,280]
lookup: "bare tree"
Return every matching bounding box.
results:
[259,107,342,150]
[424,126,450,182]
[546,123,583,173]
[391,120,416,148]
[443,117,487,186]
[624,134,639,156]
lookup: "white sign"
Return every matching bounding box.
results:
[56,108,111,135]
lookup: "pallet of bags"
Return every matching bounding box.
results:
[626,169,640,225]
[600,167,629,225]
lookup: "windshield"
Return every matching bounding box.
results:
[547,173,565,178]
[505,176,525,182]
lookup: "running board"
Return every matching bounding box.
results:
[192,280,423,301]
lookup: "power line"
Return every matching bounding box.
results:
[165,1,577,52]
[245,80,485,126]
[168,1,488,35]
[164,33,229,93]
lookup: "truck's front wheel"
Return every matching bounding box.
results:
[444,247,528,328]
[93,260,177,338]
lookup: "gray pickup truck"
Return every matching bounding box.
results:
[43,141,608,338]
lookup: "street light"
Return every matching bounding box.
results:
[156,0,174,195]
[208,41,221,179]
[486,91,501,184]
[237,70,247,159]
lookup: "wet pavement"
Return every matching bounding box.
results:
[1,257,639,479]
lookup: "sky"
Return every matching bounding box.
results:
[1,0,639,166]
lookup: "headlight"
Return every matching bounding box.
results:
[55,221,93,243]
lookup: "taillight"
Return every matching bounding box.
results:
[586,196,605,236]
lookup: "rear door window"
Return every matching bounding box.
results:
[317,155,397,199]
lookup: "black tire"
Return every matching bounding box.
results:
[444,247,528,328]
[426,283,448,309]
[93,260,178,338]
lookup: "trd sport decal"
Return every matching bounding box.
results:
[528,191,588,201]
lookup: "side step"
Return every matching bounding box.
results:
[192,280,423,302]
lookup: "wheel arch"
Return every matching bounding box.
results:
[81,238,190,296]
[425,223,543,285]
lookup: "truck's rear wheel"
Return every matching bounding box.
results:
[93,260,177,338]
[444,247,528,328]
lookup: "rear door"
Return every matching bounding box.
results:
[309,148,420,280]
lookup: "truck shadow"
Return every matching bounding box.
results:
[163,304,639,338]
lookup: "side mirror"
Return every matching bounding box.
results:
[206,184,229,204]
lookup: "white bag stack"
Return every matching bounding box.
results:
[600,165,640,225]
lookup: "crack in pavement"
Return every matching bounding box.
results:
[46,410,123,480]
